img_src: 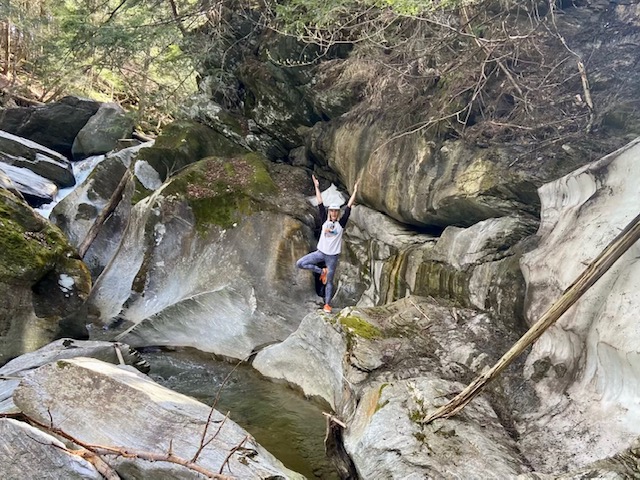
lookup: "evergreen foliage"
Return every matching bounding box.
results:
[1,0,208,131]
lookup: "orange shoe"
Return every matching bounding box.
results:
[323,304,332,313]
[319,267,328,285]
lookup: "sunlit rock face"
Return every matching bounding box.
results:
[0,418,103,479]
[0,338,148,414]
[81,154,316,360]
[519,137,640,471]
[309,119,541,229]
[11,357,303,479]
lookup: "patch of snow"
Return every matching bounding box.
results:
[58,274,75,293]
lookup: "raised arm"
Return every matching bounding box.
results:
[347,179,359,208]
[312,174,323,205]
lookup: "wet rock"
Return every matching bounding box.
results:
[0,130,75,187]
[50,143,151,277]
[0,163,58,206]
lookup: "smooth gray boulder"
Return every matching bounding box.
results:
[254,311,348,410]
[12,357,303,479]
[75,154,315,360]
[72,102,134,160]
[0,339,148,415]
[0,418,103,480]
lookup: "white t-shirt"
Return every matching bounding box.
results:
[316,205,351,255]
[317,219,344,255]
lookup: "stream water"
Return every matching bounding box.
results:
[139,347,340,479]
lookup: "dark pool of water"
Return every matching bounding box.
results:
[140,347,340,479]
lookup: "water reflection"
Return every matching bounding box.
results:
[140,347,340,479]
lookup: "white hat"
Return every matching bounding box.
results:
[328,204,342,210]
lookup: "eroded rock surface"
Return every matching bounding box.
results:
[12,357,303,479]
[518,137,640,471]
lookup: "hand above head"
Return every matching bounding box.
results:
[312,174,323,205]
[347,178,360,208]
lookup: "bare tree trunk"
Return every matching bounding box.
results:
[3,19,10,75]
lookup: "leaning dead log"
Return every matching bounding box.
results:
[424,211,640,424]
[78,169,132,257]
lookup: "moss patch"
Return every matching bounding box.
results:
[164,153,278,232]
[339,314,382,340]
[0,190,77,285]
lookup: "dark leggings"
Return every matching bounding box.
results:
[296,250,339,305]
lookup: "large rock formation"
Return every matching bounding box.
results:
[518,137,640,471]
[9,357,303,479]
[71,102,134,160]
[0,188,91,365]
[0,96,100,157]
[73,152,316,360]
[254,298,535,478]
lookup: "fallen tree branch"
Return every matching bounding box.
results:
[1,412,234,480]
[423,211,640,424]
[192,356,249,463]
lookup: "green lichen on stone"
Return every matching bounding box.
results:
[0,189,77,285]
[339,314,382,340]
[131,176,153,205]
[375,383,390,412]
[164,152,278,232]
[137,120,247,182]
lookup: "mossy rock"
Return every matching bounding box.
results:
[0,189,78,286]
[339,314,383,340]
[163,152,278,232]
[137,120,247,182]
